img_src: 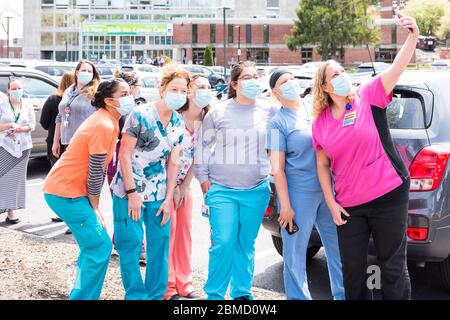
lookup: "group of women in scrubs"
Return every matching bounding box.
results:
[39,11,419,301]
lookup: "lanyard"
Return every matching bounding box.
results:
[9,101,22,123]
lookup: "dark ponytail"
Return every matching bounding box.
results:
[92,78,125,109]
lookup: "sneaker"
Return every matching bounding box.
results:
[5,217,20,225]
[182,291,202,300]
[139,251,146,265]
[165,294,181,300]
[234,296,250,300]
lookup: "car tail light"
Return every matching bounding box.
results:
[407,215,429,241]
[409,145,450,192]
[407,227,428,241]
[264,206,272,218]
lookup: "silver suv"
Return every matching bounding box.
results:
[0,67,59,158]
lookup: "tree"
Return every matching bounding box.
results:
[438,7,450,39]
[204,45,214,66]
[404,0,447,36]
[285,0,380,61]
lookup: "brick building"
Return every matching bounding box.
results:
[173,0,415,66]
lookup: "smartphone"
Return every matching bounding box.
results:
[341,212,349,222]
[202,204,210,218]
[285,220,299,235]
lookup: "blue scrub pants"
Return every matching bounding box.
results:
[204,180,271,300]
[282,190,345,300]
[112,195,170,300]
[44,194,113,300]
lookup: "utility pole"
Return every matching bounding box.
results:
[6,16,12,59]
[223,7,230,80]
[236,25,241,63]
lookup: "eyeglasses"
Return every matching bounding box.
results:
[238,75,260,81]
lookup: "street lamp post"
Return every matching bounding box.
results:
[236,25,241,63]
[222,7,230,81]
[5,16,12,59]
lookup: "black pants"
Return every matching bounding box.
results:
[338,178,411,300]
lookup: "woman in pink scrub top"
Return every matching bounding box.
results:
[311,12,419,300]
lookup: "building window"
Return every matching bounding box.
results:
[263,24,269,44]
[246,24,251,44]
[301,48,313,64]
[136,36,146,45]
[228,24,234,44]
[375,48,397,63]
[246,48,269,64]
[210,24,216,44]
[56,14,68,27]
[192,24,198,44]
[41,14,53,27]
[266,0,279,8]
[391,24,397,44]
[41,32,53,46]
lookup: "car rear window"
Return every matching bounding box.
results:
[386,89,432,129]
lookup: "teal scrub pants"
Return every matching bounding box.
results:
[204,180,271,300]
[112,195,170,300]
[44,194,113,300]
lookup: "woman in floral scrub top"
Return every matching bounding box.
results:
[111,64,190,300]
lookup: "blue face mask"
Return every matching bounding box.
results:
[193,89,212,109]
[330,73,352,97]
[241,79,262,99]
[279,80,301,101]
[10,89,23,100]
[78,71,93,85]
[116,95,135,116]
[164,92,187,111]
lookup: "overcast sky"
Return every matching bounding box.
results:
[0,0,23,40]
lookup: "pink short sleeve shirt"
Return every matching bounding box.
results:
[312,76,404,207]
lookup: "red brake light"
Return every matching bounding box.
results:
[409,145,450,192]
[264,206,272,218]
[407,227,428,241]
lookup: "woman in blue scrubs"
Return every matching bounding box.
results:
[266,70,345,300]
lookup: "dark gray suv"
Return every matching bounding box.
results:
[0,67,59,158]
[262,70,450,292]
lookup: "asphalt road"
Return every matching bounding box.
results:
[0,157,449,300]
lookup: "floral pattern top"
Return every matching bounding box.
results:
[176,127,197,185]
[111,104,185,202]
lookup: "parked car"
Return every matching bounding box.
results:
[431,60,450,70]
[181,64,226,87]
[0,67,59,158]
[121,64,161,74]
[95,64,117,80]
[9,60,77,82]
[355,62,391,74]
[262,70,450,292]
[139,75,161,104]
[208,66,231,81]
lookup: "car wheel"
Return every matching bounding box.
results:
[437,255,450,292]
[272,235,283,256]
[306,245,322,260]
[271,235,322,261]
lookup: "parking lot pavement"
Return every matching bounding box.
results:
[0,158,449,300]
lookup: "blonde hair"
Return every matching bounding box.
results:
[312,60,354,118]
[57,71,75,97]
[159,62,192,93]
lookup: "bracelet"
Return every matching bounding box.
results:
[125,188,137,195]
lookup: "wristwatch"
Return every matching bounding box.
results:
[125,188,137,195]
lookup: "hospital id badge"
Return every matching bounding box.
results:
[343,111,356,127]
[202,204,210,218]
[63,120,69,128]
